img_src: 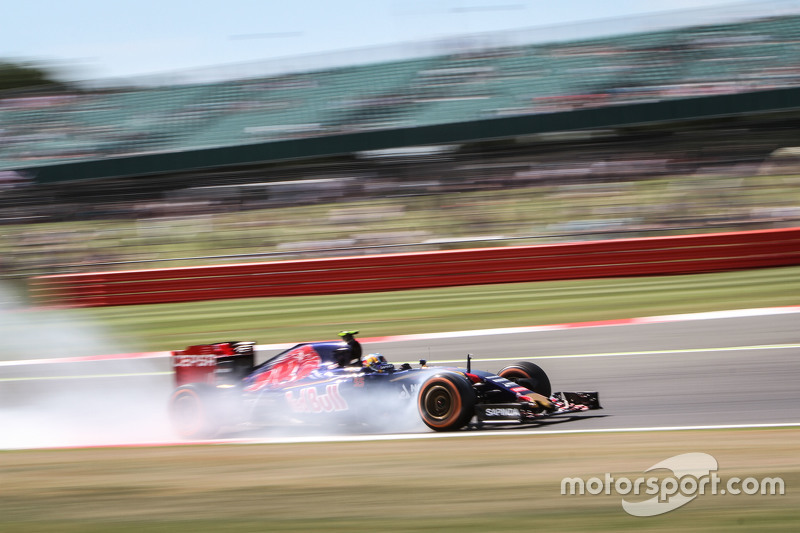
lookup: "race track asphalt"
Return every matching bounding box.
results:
[1,311,798,448]
[367,312,800,430]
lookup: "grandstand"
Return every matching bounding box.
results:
[1,11,800,172]
[1,6,800,280]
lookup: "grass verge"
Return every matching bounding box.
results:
[0,428,797,532]
[33,265,800,352]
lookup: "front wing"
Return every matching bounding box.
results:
[475,391,601,424]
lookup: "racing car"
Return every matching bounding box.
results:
[168,332,601,438]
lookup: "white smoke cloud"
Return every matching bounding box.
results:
[0,283,430,448]
[0,282,174,449]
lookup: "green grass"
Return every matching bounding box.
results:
[26,265,800,353]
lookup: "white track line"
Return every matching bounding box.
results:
[1,306,796,368]
[0,351,170,368]
[356,306,800,347]
[1,343,796,382]
[18,422,800,450]
[221,422,800,445]
[437,343,800,364]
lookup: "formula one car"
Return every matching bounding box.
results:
[168,333,601,438]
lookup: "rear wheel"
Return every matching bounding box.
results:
[498,362,552,397]
[169,384,222,439]
[418,374,476,431]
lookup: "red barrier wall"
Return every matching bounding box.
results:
[30,227,800,307]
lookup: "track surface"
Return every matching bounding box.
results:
[363,311,800,431]
[1,310,798,448]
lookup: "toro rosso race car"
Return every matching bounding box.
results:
[168,332,601,438]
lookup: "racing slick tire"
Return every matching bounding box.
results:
[169,383,223,439]
[498,362,552,397]
[417,373,476,431]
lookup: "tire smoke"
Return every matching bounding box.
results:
[0,283,174,449]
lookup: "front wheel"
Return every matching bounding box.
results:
[417,374,476,431]
[498,361,552,397]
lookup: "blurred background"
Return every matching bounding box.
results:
[2,0,800,281]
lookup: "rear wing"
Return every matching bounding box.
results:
[172,341,256,387]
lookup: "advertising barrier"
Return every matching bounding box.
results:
[30,228,800,307]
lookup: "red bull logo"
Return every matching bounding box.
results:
[285,384,348,413]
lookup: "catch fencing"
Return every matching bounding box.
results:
[30,227,800,307]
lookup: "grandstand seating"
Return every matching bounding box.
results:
[1,14,799,171]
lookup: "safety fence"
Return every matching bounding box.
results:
[30,227,800,307]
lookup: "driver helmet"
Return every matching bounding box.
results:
[362,353,387,368]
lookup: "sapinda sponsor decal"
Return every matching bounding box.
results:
[485,407,521,417]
